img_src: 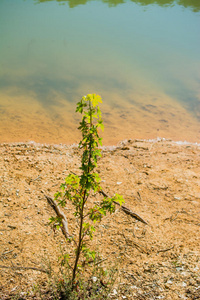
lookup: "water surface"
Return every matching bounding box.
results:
[0,0,200,144]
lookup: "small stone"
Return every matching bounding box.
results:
[166,280,173,284]
[112,289,118,295]
[92,276,97,283]
[182,282,187,287]
[11,286,18,292]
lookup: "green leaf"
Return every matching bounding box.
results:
[113,194,125,206]
[98,120,104,132]
[54,191,62,199]
[87,94,102,107]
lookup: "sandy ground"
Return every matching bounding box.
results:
[0,139,200,299]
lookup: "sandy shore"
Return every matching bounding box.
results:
[0,139,200,299]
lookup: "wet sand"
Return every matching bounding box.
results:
[1,91,200,145]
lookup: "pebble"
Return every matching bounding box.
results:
[92,276,97,283]
[182,282,187,287]
[174,196,181,200]
[166,280,173,284]
[112,289,118,295]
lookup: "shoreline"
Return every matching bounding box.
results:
[1,137,200,148]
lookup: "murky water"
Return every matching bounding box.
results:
[0,0,200,145]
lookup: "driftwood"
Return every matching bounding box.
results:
[0,265,50,274]
[100,190,148,225]
[43,192,70,238]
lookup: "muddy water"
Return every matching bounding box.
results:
[0,0,200,145]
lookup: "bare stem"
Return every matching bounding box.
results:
[72,100,93,288]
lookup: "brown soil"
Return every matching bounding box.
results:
[0,139,200,299]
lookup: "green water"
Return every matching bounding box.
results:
[0,0,200,144]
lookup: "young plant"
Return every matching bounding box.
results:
[51,94,124,289]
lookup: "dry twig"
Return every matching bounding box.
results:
[0,265,50,274]
[170,210,200,225]
[42,192,70,238]
[100,190,148,225]
[157,246,174,253]
[122,233,149,254]
[0,250,14,257]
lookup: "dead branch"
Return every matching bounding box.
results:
[129,241,149,254]
[100,190,148,225]
[170,210,200,225]
[0,265,50,274]
[170,211,180,222]
[94,257,108,266]
[0,250,14,257]
[7,225,16,229]
[32,175,41,182]
[157,246,174,253]
[137,191,142,201]
[122,233,149,254]
[42,192,70,239]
